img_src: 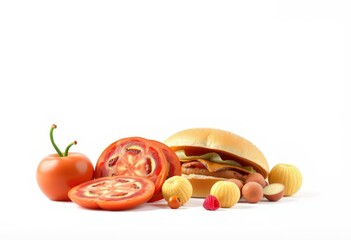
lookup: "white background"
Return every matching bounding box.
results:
[0,0,350,239]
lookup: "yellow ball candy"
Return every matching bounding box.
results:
[268,163,302,196]
[162,176,193,205]
[210,181,240,208]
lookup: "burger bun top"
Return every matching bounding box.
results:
[164,128,269,178]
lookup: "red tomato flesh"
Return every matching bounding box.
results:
[68,176,155,210]
[94,137,171,201]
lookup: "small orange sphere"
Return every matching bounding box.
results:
[245,173,266,188]
[168,196,182,209]
[242,182,264,203]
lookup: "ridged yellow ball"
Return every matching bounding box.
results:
[268,164,302,196]
[210,181,240,208]
[162,176,193,205]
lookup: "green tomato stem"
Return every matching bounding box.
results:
[50,124,63,157]
[64,141,77,157]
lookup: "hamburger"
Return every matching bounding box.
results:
[164,128,269,197]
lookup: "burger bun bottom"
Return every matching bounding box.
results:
[183,174,228,198]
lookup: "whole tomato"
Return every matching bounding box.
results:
[36,124,94,201]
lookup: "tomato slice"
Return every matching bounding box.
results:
[149,140,181,178]
[147,140,181,202]
[94,137,169,200]
[68,176,155,210]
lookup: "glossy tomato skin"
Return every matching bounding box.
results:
[94,137,169,202]
[36,152,94,201]
[68,176,155,210]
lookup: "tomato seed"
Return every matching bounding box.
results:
[117,179,129,183]
[145,158,152,174]
[108,157,119,167]
[92,182,106,187]
[111,192,128,197]
[126,148,141,155]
